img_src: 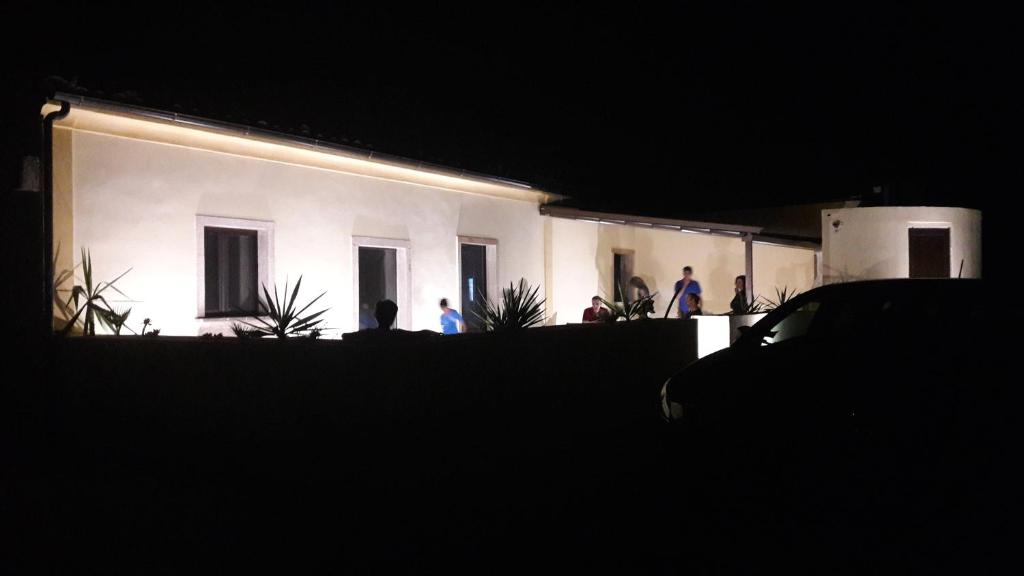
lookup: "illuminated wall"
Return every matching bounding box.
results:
[52,106,548,336]
[821,206,982,283]
[544,218,816,323]
[752,243,817,300]
[48,102,821,337]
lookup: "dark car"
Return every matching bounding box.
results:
[657,279,1006,571]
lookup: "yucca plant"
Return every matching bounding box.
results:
[737,296,767,315]
[102,306,134,335]
[236,276,328,338]
[472,278,546,331]
[230,322,265,339]
[52,242,79,324]
[764,286,799,310]
[599,287,657,322]
[60,248,132,336]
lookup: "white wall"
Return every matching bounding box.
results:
[545,218,816,322]
[547,218,601,325]
[69,130,545,336]
[752,242,818,300]
[821,206,982,284]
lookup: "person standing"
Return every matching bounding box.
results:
[582,296,611,322]
[730,275,749,314]
[439,298,465,334]
[673,266,702,317]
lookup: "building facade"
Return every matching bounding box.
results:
[821,206,982,284]
[45,96,821,336]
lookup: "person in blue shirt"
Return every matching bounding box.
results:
[673,266,702,317]
[439,298,465,334]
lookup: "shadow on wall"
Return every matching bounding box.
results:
[762,263,804,296]
[821,258,896,284]
[708,251,739,315]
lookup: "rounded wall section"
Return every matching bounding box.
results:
[821,206,981,283]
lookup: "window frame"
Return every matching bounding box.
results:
[196,215,274,319]
[611,249,635,303]
[457,235,498,314]
[352,236,411,331]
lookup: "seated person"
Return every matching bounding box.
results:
[683,292,703,319]
[582,296,611,323]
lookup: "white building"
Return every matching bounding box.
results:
[821,206,982,284]
[42,94,836,336]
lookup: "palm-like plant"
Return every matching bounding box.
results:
[236,276,328,338]
[104,306,133,335]
[230,322,265,339]
[599,290,657,322]
[472,278,546,331]
[737,296,767,315]
[53,242,80,323]
[60,248,132,336]
[764,286,799,310]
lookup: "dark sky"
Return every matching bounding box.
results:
[2,4,1015,220]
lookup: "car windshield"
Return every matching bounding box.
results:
[759,300,822,345]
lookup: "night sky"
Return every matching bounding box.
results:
[2,4,1016,274]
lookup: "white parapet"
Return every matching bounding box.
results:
[694,315,731,359]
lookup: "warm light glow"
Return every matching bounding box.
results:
[42,102,559,205]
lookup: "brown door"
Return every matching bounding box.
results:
[908,228,951,278]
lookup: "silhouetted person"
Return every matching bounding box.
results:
[374,299,398,330]
[629,276,654,318]
[343,299,435,342]
[439,298,465,334]
[684,292,703,319]
[730,275,749,314]
[582,296,611,322]
[674,266,702,318]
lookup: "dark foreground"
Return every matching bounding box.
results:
[4,320,1014,574]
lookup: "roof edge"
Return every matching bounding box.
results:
[48,92,567,204]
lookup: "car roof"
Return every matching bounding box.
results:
[803,278,982,298]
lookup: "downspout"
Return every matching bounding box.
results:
[743,233,754,306]
[41,100,71,338]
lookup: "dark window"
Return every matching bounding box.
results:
[909,228,951,278]
[613,253,624,301]
[204,227,259,316]
[358,247,397,330]
[460,243,488,332]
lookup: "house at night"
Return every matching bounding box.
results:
[41,93,979,337]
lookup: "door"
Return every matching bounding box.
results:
[460,243,488,332]
[908,228,951,278]
[357,246,397,329]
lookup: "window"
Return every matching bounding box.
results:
[205,227,259,316]
[458,236,498,332]
[352,236,410,331]
[196,216,273,319]
[357,247,398,329]
[761,300,822,345]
